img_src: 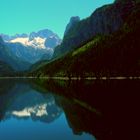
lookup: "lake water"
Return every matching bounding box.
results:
[0,79,139,140]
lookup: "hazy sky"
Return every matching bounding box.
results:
[0,0,114,38]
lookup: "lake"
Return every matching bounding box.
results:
[0,79,139,140]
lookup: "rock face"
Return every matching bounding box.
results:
[29,29,56,39]
[54,0,136,58]
[45,36,61,49]
[64,16,80,35]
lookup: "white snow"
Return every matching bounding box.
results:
[11,104,48,117]
[10,37,46,49]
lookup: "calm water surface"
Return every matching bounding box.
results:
[0,79,95,140]
[0,79,139,140]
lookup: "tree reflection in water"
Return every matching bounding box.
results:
[0,79,139,140]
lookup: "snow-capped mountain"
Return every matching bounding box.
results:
[1,29,61,49]
[0,29,61,66]
[10,37,46,49]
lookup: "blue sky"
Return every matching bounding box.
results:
[0,0,114,38]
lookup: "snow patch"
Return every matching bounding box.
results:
[10,37,46,49]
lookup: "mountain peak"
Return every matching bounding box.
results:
[0,29,61,67]
[64,16,80,36]
[1,29,61,49]
[70,16,80,22]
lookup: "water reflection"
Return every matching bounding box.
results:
[31,79,140,140]
[0,79,95,140]
[0,79,139,140]
[0,80,62,124]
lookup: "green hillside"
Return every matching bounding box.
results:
[29,3,140,78]
[53,0,136,58]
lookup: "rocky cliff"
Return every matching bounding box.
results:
[54,0,136,58]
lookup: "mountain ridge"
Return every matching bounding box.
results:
[53,0,136,58]
[29,1,140,77]
[0,29,61,71]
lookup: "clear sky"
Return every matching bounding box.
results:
[0,0,114,38]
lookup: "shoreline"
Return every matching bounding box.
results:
[0,76,140,80]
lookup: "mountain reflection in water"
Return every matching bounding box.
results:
[0,79,139,140]
[0,79,95,140]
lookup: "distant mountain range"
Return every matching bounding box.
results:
[1,29,61,48]
[0,29,61,72]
